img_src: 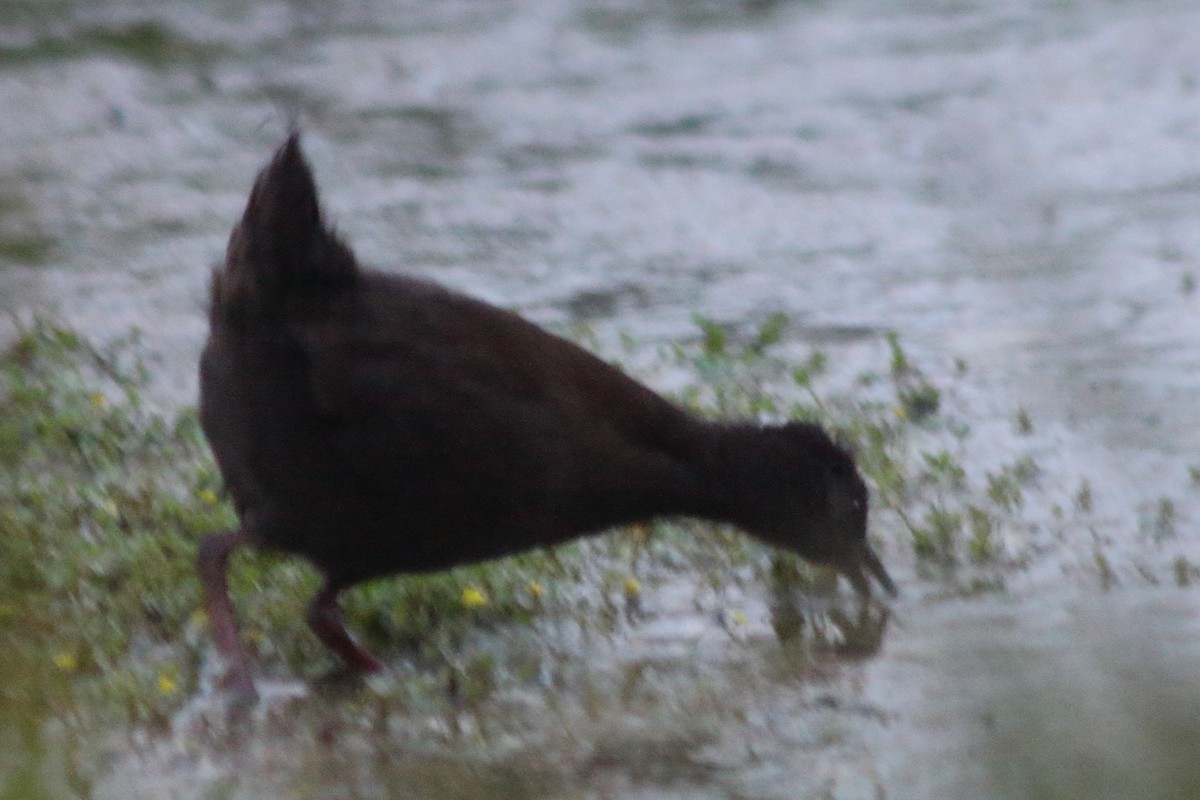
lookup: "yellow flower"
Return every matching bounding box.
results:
[157,670,179,696]
[188,608,208,628]
[198,489,218,505]
[53,651,77,672]
[894,405,908,420]
[623,577,641,596]
[730,611,748,626]
[461,587,488,609]
[527,581,544,599]
[89,392,106,409]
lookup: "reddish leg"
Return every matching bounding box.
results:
[197,530,257,699]
[306,583,385,674]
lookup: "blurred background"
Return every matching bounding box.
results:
[2,1,1199,798]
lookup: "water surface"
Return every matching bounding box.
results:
[4,1,1200,797]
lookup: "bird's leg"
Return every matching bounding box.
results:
[306,582,385,673]
[196,529,257,699]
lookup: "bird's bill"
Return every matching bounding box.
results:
[843,542,898,599]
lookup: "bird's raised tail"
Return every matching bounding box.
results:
[210,134,358,328]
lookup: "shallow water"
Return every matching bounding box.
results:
[4,0,1200,797]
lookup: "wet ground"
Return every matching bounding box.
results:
[3,0,1200,797]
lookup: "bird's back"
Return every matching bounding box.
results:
[201,136,708,587]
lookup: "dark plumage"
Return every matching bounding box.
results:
[197,135,895,696]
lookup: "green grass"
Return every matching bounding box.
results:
[0,320,637,727]
[0,314,1049,730]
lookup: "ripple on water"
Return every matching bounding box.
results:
[5,0,1200,798]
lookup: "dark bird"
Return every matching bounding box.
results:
[197,135,895,697]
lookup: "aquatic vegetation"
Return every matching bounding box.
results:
[11,309,1197,797]
[1174,556,1197,587]
[1015,407,1033,435]
[1144,497,1177,542]
[0,190,55,267]
[885,331,940,422]
[460,588,488,610]
[0,21,223,69]
[0,322,213,722]
[677,315,1040,571]
[0,233,55,266]
[1075,479,1094,513]
[0,321,654,726]
[0,313,1055,730]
